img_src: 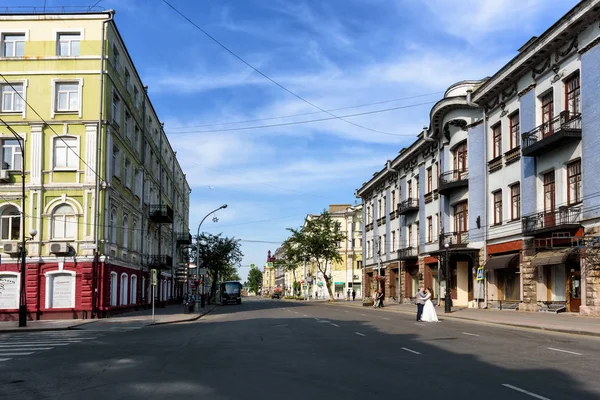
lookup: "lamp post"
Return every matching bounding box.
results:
[1,119,29,327]
[195,204,227,311]
[444,243,451,313]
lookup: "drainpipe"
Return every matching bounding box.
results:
[94,10,115,316]
[466,89,487,308]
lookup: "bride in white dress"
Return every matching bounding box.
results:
[420,287,439,322]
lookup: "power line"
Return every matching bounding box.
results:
[161,0,405,138]
[168,91,444,130]
[167,100,436,135]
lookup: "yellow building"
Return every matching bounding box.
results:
[0,9,190,320]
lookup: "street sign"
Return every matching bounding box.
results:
[80,244,97,250]
[476,266,484,281]
[151,269,157,286]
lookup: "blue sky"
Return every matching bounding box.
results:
[15,0,579,281]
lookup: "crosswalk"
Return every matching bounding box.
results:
[0,324,143,365]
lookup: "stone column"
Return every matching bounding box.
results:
[520,240,538,312]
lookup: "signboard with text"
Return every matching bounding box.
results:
[0,274,19,309]
[51,274,75,308]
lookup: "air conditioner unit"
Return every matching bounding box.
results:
[3,242,20,254]
[50,242,70,254]
[0,170,10,182]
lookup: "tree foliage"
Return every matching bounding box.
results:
[286,211,346,301]
[248,266,263,294]
[273,237,305,284]
[195,233,243,297]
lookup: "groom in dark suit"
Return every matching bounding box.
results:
[416,287,427,321]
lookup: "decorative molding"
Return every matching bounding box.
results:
[467,119,484,129]
[555,36,578,62]
[501,83,518,100]
[484,95,500,112]
[531,57,551,80]
[518,83,536,97]
[579,36,600,55]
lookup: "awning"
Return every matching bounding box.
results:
[485,253,519,270]
[531,249,571,267]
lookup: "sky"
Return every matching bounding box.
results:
[13,0,579,281]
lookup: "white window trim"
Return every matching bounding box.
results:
[0,79,27,118]
[120,272,128,305]
[44,270,76,309]
[110,271,118,306]
[50,78,83,118]
[51,135,80,171]
[54,29,84,57]
[131,274,137,304]
[0,30,29,58]
[0,271,20,309]
[48,202,79,241]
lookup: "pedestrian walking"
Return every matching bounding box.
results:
[352,290,356,301]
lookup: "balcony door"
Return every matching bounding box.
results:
[543,171,556,228]
[541,92,554,138]
[565,73,581,117]
[454,201,468,244]
[453,142,468,180]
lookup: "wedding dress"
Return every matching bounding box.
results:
[421,299,439,322]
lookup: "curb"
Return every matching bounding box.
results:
[149,306,216,326]
[0,320,96,334]
[325,301,600,338]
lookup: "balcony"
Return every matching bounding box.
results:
[149,204,174,223]
[522,111,582,157]
[439,231,469,248]
[398,198,419,215]
[176,232,192,245]
[504,146,521,165]
[397,247,418,260]
[438,170,468,195]
[424,192,433,204]
[488,155,503,173]
[522,205,582,235]
[147,254,173,269]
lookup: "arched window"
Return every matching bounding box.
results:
[130,274,137,304]
[110,272,118,306]
[52,204,76,239]
[0,205,20,240]
[122,215,129,248]
[120,273,128,305]
[110,209,117,243]
[131,220,138,252]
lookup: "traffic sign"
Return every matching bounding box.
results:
[151,269,157,286]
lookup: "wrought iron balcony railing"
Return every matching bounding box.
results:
[521,111,582,157]
[397,247,418,260]
[147,254,174,269]
[176,232,192,245]
[149,204,174,223]
[438,169,468,194]
[439,231,469,247]
[522,205,582,235]
[398,198,419,215]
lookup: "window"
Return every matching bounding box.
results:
[492,123,502,158]
[567,160,582,205]
[0,205,20,240]
[133,86,140,109]
[131,275,137,304]
[391,230,396,252]
[124,158,131,187]
[2,33,24,57]
[509,112,520,149]
[434,162,438,190]
[416,223,420,247]
[134,169,141,197]
[408,225,413,248]
[122,216,129,248]
[124,111,132,140]
[378,199,382,218]
[110,209,117,243]
[377,236,381,255]
[415,177,419,198]
[453,142,468,173]
[112,44,120,73]
[511,183,520,220]
[55,82,79,112]
[493,190,502,225]
[357,260,363,269]
[120,273,128,305]
[1,139,22,170]
[541,92,554,137]
[454,202,468,234]
[1,83,23,112]
[565,73,581,116]
[383,196,387,216]
[391,190,396,208]
[366,240,371,258]
[427,216,433,243]
[426,167,432,193]
[57,33,80,56]
[132,220,138,252]
[407,180,412,199]
[382,234,386,255]
[53,137,78,169]
[52,204,76,239]
[544,171,555,213]
[112,146,120,177]
[134,125,140,151]
[124,69,131,91]
[112,93,121,124]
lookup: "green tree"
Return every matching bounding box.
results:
[287,211,346,302]
[195,233,243,298]
[248,266,263,294]
[273,237,304,287]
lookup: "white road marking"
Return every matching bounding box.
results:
[0,344,64,347]
[344,310,349,313]
[461,332,480,337]
[0,352,34,356]
[382,317,390,321]
[401,347,421,355]
[330,323,340,328]
[355,332,366,337]
[501,384,551,400]
[0,346,53,350]
[318,320,331,324]
[0,340,83,345]
[303,314,308,317]
[314,318,320,321]
[360,313,367,316]
[0,358,11,361]
[547,347,582,356]
[294,311,299,314]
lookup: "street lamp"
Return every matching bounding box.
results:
[444,243,451,313]
[195,204,227,311]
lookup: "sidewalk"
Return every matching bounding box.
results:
[327,300,600,337]
[0,303,215,333]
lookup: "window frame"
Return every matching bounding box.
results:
[565,72,581,116]
[427,216,433,243]
[56,32,81,57]
[0,204,20,241]
[51,79,83,118]
[51,204,77,240]
[509,111,520,150]
[0,81,26,115]
[493,190,503,226]
[52,136,79,170]
[426,167,432,194]
[1,31,26,57]
[492,123,502,159]
[567,159,582,206]
[510,183,521,221]
[1,137,23,171]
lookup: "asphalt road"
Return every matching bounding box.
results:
[1,297,600,400]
